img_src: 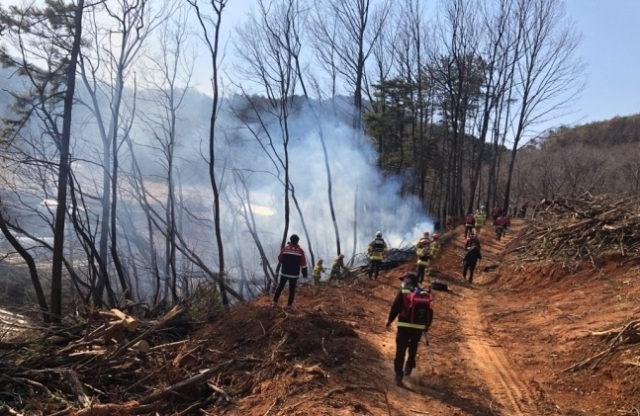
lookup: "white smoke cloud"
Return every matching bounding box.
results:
[212,98,434,270]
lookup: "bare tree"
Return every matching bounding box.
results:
[234,0,300,271]
[1,0,86,322]
[78,0,172,304]
[312,0,392,134]
[502,0,584,212]
[141,8,195,304]
[429,0,483,216]
[188,0,230,307]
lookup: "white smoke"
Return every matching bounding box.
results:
[211,98,434,268]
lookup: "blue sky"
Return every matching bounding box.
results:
[210,0,640,130]
[562,0,640,125]
[2,0,638,129]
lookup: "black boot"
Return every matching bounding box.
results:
[404,366,413,376]
[394,374,403,386]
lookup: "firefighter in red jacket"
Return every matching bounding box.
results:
[465,232,481,251]
[464,213,475,238]
[495,215,510,241]
[272,234,308,311]
[491,205,503,223]
[386,272,433,386]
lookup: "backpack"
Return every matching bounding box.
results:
[466,214,475,225]
[406,289,433,326]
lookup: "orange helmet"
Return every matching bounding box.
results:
[338,254,344,259]
[419,238,429,246]
[317,259,324,264]
[432,233,439,240]
[423,231,430,237]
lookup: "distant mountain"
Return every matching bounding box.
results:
[543,113,640,148]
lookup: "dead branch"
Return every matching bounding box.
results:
[137,359,235,405]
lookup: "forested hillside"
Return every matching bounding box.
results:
[546,114,640,147]
[508,114,640,200]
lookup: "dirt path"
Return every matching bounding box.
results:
[453,220,536,416]
[360,219,538,416]
[200,218,579,416]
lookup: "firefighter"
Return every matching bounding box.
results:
[519,200,530,218]
[312,259,326,285]
[272,234,308,311]
[386,272,433,386]
[465,231,481,251]
[430,233,441,260]
[495,215,511,241]
[475,206,487,235]
[464,212,475,238]
[462,246,482,283]
[368,231,388,280]
[329,254,345,282]
[491,205,503,223]
[415,237,431,284]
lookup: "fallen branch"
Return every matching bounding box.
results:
[137,359,235,405]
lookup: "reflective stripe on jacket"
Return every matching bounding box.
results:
[430,242,441,259]
[278,244,308,278]
[388,287,429,331]
[369,238,387,260]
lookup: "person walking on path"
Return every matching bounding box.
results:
[491,205,503,223]
[464,213,475,238]
[475,206,487,235]
[462,246,482,283]
[386,272,434,386]
[465,231,481,252]
[272,234,308,311]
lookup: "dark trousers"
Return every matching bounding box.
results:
[463,262,477,282]
[465,224,474,238]
[394,327,423,377]
[273,276,298,306]
[416,265,426,283]
[368,260,382,279]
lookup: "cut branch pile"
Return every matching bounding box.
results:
[0,305,239,415]
[511,193,640,267]
[0,298,376,415]
[345,247,417,278]
[564,319,640,373]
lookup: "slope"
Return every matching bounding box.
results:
[186,221,533,416]
[5,216,637,415]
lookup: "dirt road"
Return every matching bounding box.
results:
[373,219,538,416]
[183,216,638,415]
[455,221,536,416]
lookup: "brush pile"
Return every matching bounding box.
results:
[510,193,640,266]
[0,296,376,416]
[0,306,209,416]
[564,319,640,373]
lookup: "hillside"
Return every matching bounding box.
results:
[1,219,639,415]
[545,113,640,148]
